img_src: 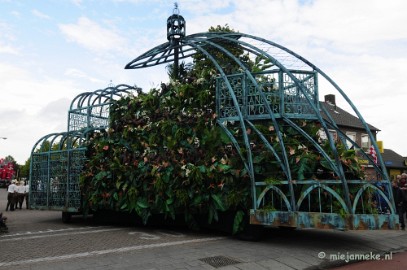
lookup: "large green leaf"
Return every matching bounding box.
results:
[232,210,244,234]
[211,194,226,211]
[137,198,149,209]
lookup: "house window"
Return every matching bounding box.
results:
[317,128,338,143]
[346,132,356,149]
[328,130,337,141]
[361,134,370,152]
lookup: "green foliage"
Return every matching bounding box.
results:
[233,210,245,234]
[191,24,248,78]
[18,158,30,179]
[80,71,250,227]
[80,25,368,231]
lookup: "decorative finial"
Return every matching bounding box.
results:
[173,2,179,15]
[167,3,186,42]
[167,2,185,80]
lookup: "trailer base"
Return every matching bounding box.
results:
[250,210,400,230]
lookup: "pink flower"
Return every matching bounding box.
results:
[217,182,225,189]
[103,145,109,151]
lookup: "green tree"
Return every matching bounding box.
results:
[18,158,30,179]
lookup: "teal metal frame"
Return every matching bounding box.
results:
[125,28,398,229]
[29,131,87,212]
[29,85,138,213]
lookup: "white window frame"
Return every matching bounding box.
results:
[346,132,357,149]
[328,129,338,142]
[317,128,338,143]
[361,133,370,152]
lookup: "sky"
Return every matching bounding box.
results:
[0,0,406,164]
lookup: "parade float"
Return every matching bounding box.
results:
[29,6,398,235]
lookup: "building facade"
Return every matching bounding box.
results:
[321,94,406,181]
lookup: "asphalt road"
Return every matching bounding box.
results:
[1,187,407,270]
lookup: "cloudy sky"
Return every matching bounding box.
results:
[0,0,406,164]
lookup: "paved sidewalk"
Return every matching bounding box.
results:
[331,250,407,270]
[1,187,407,270]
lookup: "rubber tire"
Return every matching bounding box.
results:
[278,226,297,231]
[236,224,265,241]
[62,212,72,223]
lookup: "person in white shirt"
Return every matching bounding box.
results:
[6,180,17,211]
[17,181,26,210]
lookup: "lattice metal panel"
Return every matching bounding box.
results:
[67,150,86,209]
[282,71,318,118]
[67,84,138,132]
[30,84,139,212]
[30,154,49,208]
[247,72,280,119]
[29,132,87,212]
[68,108,88,132]
[216,74,242,120]
[49,151,68,207]
[216,71,318,121]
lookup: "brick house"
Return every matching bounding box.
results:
[381,149,407,180]
[320,94,407,180]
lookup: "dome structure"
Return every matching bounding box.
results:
[67,84,138,132]
[29,84,139,214]
[124,13,397,230]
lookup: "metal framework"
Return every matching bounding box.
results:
[29,7,397,230]
[124,10,398,230]
[68,84,138,132]
[29,85,138,212]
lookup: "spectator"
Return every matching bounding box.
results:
[6,180,17,211]
[24,181,29,209]
[392,177,400,207]
[397,173,407,230]
[374,181,388,214]
[17,180,26,210]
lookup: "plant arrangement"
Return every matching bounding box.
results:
[80,26,369,233]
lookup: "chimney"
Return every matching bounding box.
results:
[325,94,336,107]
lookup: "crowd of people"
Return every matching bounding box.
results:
[1,179,29,233]
[392,173,407,230]
[5,179,29,211]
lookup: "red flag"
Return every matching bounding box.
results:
[369,145,377,164]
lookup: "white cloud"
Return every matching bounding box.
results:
[59,17,127,53]
[71,0,83,7]
[31,9,51,20]
[37,98,72,124]
[180,0,233,14]
[0,42,19,54]
[0,22,19,54]
[64,68,105,84]
[10,11,20,18]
